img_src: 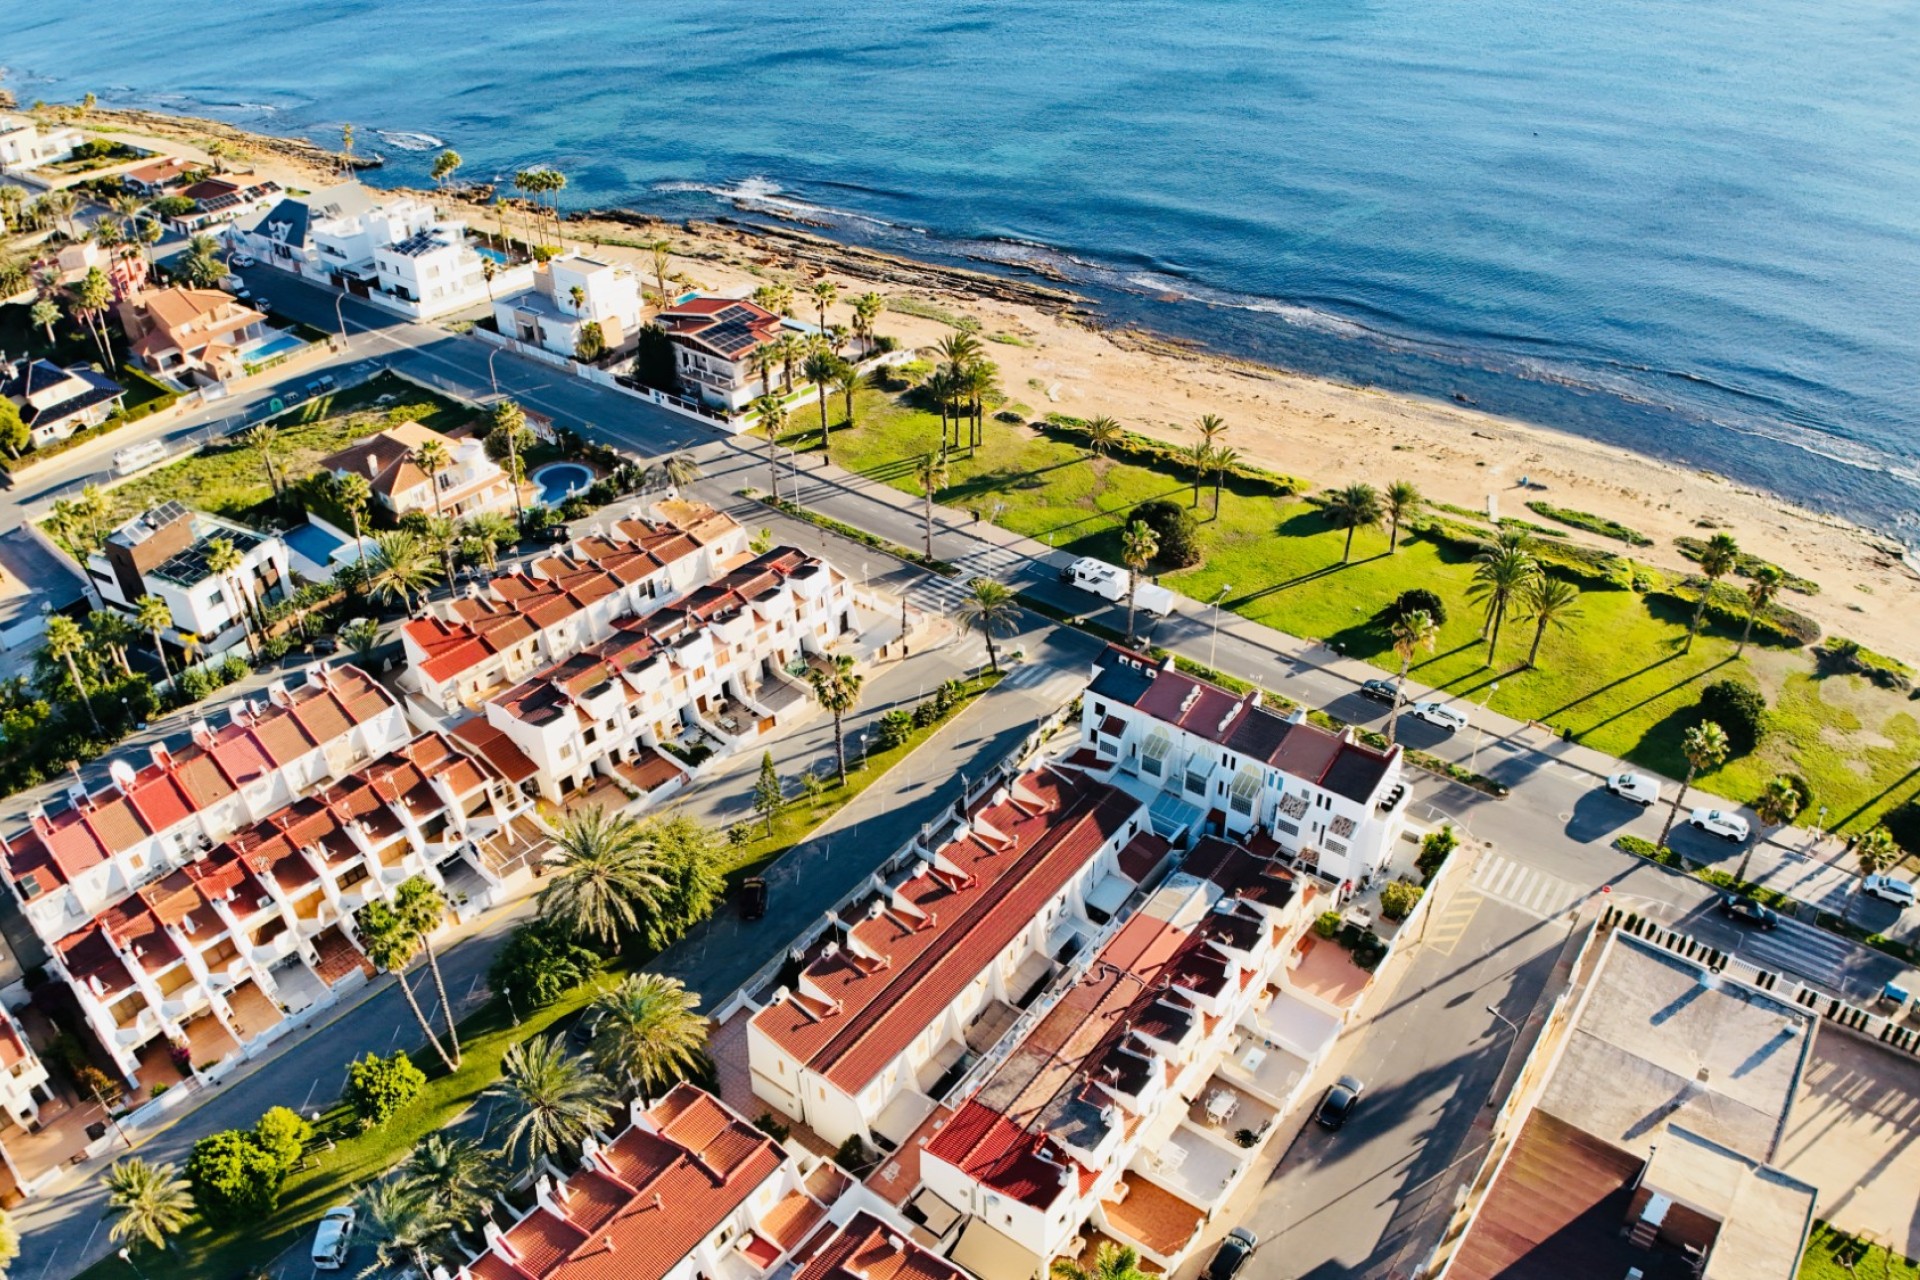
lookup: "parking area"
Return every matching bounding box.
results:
[1777,1025,1920,1258]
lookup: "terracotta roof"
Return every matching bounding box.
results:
[792,1211,969,1280]
[56,925,138,1000]
[451,718,539,785]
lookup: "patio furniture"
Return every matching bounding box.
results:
[1205,1089,1239,1125]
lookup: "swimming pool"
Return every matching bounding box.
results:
[475,245,512,265]
[244,332,308,364]
[532,462,594,506]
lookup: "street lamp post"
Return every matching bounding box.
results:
[1208,583,1232,670]
[1486,1004,1520,1037]
[1469,681,1500,774]
[503,986,519,1026]
[118,1248,147,1280]
[332,292,348,343]
[488,347,503,395]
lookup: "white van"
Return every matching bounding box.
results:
[312,1204,357,1270]
[112,439,168,476]
[1060,557,1175,617]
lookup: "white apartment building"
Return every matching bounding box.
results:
[1082,645,1408,886]
[0,1006,52,1130]
[372,220,527,320]
[87,502,294,652]
[747,768,1160,1150]
[493,253,644,359]
[0,114,83,170]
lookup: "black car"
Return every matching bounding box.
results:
[1359,679,1398,705]
[565,1008,604,1054]
[740,877,769,922]
[1315,1075,1365,1129]
[1719,893,1778,930]
[1205,1228,1258,1280]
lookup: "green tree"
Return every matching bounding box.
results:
[1516,575,1583,668]
[1468,544,1539,666]
[1735,775,1805,883]
[486,399,529,523]
[1739,564,1783,656]
[1180,440,1213,508]
[640,815,728,950]
[541,806,667,945]
[355,891,458,1072]
[489,917,602,1009]
[402,1134,500,1238]
[0,1207,17,1275]
[460,512,515,573]
[135,594,174,683]
[430,149,463,187]
[752,393,787,503]
[1658,720,1731,847]
[588,973,709,1093]
[1387,608,1438,747]
[0,393,23,459]
[368,530,442,613]
[808,654,864,784]
[753,751,783,835]
[103,1157,194,1252]
[1208,445,1240,519]
[204,535,256,655]
[574,320,607,363]
[1052,1242,1151,1280]
[186,1110,309,1227]
[811,278,839,332]
[644,450,702,493]
[345,1049,427,1129]
[852,291,884,346]
[833,362,862,433]
[1120,520,1159,645]
[648,238,673,305]
[42,614,102,734]
[485,1033,613,1170]
[248,423,282,505]
[1384,480,1421,552]
[914,452,946,560]
[1323,482,1384,564]
[1084,414,1123,459]
[804,349,840,456]
[1853,827,1902,921]
[413,438,451,519]
[955,578,1019,674]
[1685,532,1740,653]
[30,296,60,346]
[73,266,116,367]
[331,471,373,579]
[352,1178,448,1276]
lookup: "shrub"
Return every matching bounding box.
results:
[1233,1127,1260,1148]
[1698,679,1768,755]
[1384,588,1448,629]
[74,1065,118,1104]
[1616,834,1680,866]
[1313,910,1342,939]
[1132,500,1202,569]
[1417,826,1459,882]
[754,1113,791,1142]
[1378,880,1424,921]
[874,708,915,751]
[489,919,602,1009]
[187,1108,310,1226]
[833,1134,871,1173]
[344,1051,426,1129]
[1883,800,1920,857]
[1673,536,1818,595]
[1525,501,1652,546]
[251,1107,311,1171]
[1817,637,1913,691]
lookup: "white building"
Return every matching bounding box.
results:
[0,1006,52,1130]
[318,420,523,522]
[231,183,383,280]
[493,253,644,360]
[0,114,83,170]
[371,220,528,320]
[311,194,436,285]
[657,295,793,411]
[87,502,294,653]
[2,358,126,448]
[1081,645,1407,885]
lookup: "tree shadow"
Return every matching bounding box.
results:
[1570,657,1733,743]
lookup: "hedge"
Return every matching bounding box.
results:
[1039,413,1308,497]
[1525,500,1653,546]
[1673,535,1820,595]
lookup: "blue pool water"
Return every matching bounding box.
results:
[245,332,307,363]
[283,521,346,567]
[11,0,1920,541]
[475,245,511,265]
[533,462,594,506]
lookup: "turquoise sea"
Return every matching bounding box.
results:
[9,0,1919,541]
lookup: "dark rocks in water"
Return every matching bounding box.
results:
[1454,392,1478,406]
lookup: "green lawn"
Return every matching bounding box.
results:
[814,386,1920,835]
[1800,1222,1920,1280]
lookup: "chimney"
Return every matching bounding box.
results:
[190,719,215,749]
[366,453,379,478]
[603,1237,616,1255]
[149,743,174,772]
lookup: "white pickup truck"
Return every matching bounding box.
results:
[1060,557,1175,617]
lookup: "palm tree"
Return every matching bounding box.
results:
[393,876,460,1067]
[413,438,452,519]
[1180,441,1213,508]
[461,512,515,573]
[368,531,442,613]
[430,149,463,188]
[1685,532,1740,653]
[485,1033,613,1170]
[1084,415,1123,460]
[249,423,282,505]
[962,360,998,449]
[30,296,60,345]
[355,894,458,1072]
[1209,446,1241,519]
[206,535,257,655]
[808,654,864,784]
[333,472,373,579]
[914,452,946,559]
[1195,414,1230,451]
[73,266,115,367]
[751,344,781,402]
[1323,482,1384,564]
[649,239,673,307]
[1120,520,1160,645]
[833,363,861,434]
[852,291,884,348]
[44,614,103,732]
[955,578,1020,674]
[1517,575,1583,668]
[752,394,787,503]
[810,278,839,332]
[353,1178,448,1276]
[103,1157,193,1252]
[1052,1242,1151,1280]
[1658,720,1730,848]
[1851,827,1902,923]
[804,350,840,456]
[402,1134,500,1236]
[1739,565,1783,656]
[928,365,957,452]
[645,450,703,493]
[541,806,666,945]
[1468,545,1539,666]
[488,399,528,523]
[776,332,806,391]
[588,973,709,1093]
[1736,775,1805,883]
[1387,609,1438,746]
[1384,480,1421,552]
[135,594,174,684]
[423,514,460,587]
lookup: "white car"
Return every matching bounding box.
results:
[230,252,256,268]
[1688,808,1751,842]
[1604,772,1659,807]
[312,1204,357,1270]
[1411,702,1468,733]
[1862,875,1918,909]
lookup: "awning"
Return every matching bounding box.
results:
[952,1217,1046,1280]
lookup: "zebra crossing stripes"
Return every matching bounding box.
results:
[1735,920,1855,988]
[1466,853,1589,920]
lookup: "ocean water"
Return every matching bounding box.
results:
[9,0,1920,540]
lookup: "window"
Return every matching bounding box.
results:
[1092,701,1106,719]
[1142,730,1170,777]
[1229,769,1260,816]
[1184,767,1207,797]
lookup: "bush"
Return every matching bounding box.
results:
[1417,826,1459,882]
[1131,500,1202,569]
[1525,501,1652,546]
[73,1064,118,1104]
[874,708,915,751]
[187,1108,310,1226]
[1673,536,1819,595]
[489,919,602,1009]
[1378,880,1424,921]
[1817,637,1913,691]
[1384,588,1448,629]
[754,1113,791,1142]
[1313,910,1342,939]
[1698,679,1768,755]
[343,1051,426,1129]
[833,1134,872,1173]
[1616,833,1680,866]
[1233,1127,1259,1148]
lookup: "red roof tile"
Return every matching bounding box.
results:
[792,1211,969,1280]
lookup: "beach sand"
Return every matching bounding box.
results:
[88,108,1920,665]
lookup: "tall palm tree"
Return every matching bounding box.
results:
[1384,480,1421,552]
[541,806,666,945]
[485,1033,613,1170]
[103,1157,194,1252]
[135,594,174,683]
[488,399,528,523]
[752,394,787,503]
[1387,609,1438,746]
[44,614,102,732]
[1209,446,1241,519]
[833,363,862,434]
[1685,532,1740,653]
[804,350,840,456]
[752,344,781,402]
[1084,415,1123,459]
[962,359,998,449]
[1052,1242,1151,1280]
[354,894,458,1072]
[1736,775,1805,883]
[955,578,1020,674]
[1850,827,1902,923]
[431,149,463,188]
[1323,482,1384,564]
[1180,441,1213,508]
[928,365,957,452]
[1195,414,1230,451]
[810,278,839,332]
[852,291,884,347]
[1120,520,1160,645]
[1468,545,1539,666]
[461,512,516,573]
[413,439,452,519]
[808,654,864,784]
[588,973,708,1093]
[30,296,60,345]
[368,531,442,613]
[1517,575,1583,668]
[776,332,806,391]
[423,514,460,588]
[645,450,703,493]
[1739,564,1783,656]
[649,239,673,307]
[1658,720,1730,848]
[333,472,373,580]
[352,1178,448,1276]
[249,423,282,505]
[402,1134,500,1237]
[914,452,946,559]
[205,535,258,655]
[73,266,115,367]
[393,876,460,1067]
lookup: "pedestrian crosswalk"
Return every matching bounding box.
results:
[1735,919,1855,989]
[1467,853,1589,920]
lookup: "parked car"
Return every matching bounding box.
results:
[1862,875,1918,909]
[740,876,769,922]
[1205,1228,1259,1280]
[1359,678,1398,705]
[1315,1075,1365,1129]
[311,636,340,656]
[1604,772,1659,807]
[312,1205,357,1270]
[1688,808,1751,842]
[1719,894,1778,930]
[1411,702,1467,733]
[230,252,257,268]
[565,1008,605,1054]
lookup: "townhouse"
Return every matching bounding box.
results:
[87,501,294,652]
[747,768,1162,1150]
[0,1006,52,1130]
[792,1209,975,1280]
[1081,645,1408,886]
[455,1084,844,1280]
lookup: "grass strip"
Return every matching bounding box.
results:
[1525,500,1654,546]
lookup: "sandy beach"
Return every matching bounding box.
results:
[88,108,1920,665]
